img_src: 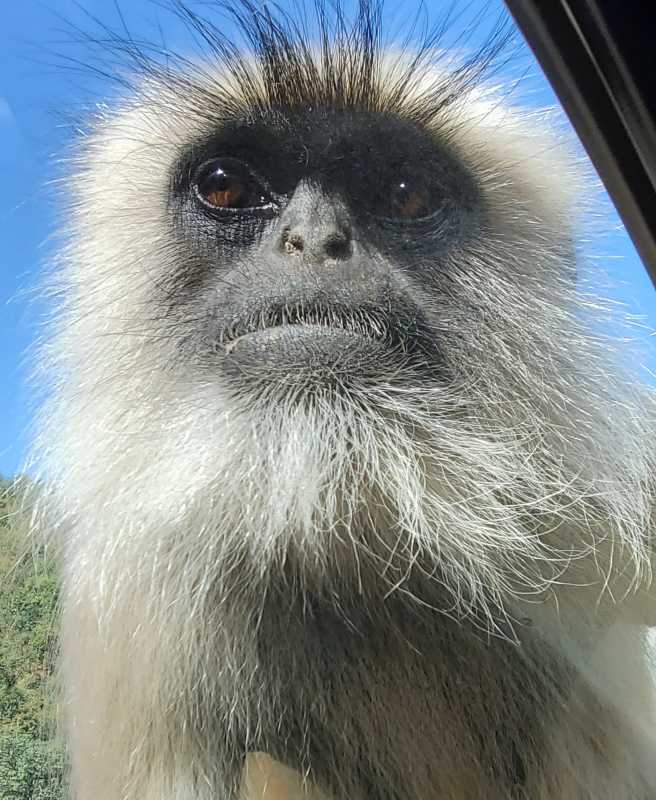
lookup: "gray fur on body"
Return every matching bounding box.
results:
[31,2,656,798]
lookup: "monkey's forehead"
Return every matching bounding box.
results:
[127,54,508,190]
[172,106,462,182]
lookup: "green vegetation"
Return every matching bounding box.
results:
[0,478,65,799]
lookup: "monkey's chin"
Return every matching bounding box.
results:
[220,324,394,388]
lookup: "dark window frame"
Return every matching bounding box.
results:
[504,0,656,288]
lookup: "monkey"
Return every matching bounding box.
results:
[29,0,656,798]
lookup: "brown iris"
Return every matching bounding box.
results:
[203,172,242,208]
[390,181,430,219]
[194,158,270,210]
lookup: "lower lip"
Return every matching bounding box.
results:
[223,323,374,354]
[220,324,389,380]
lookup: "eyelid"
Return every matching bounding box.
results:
[365,199,447,227]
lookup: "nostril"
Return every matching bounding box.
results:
[280,228,304,255]
[279,223,352,261]
[324,231,352,260]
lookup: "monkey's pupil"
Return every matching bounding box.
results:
[390,181,428,219]
[199,168,243,208]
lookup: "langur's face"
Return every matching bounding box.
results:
[56,63,580,527]
[167,108,483,395]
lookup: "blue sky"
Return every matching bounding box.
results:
[1,0,655,479]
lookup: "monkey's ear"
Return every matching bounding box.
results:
[241,752,331,800]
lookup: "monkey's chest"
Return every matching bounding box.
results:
[238,597,558,800]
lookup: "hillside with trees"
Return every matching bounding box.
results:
[0,478,64,799]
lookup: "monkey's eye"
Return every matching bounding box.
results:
[193,158,273,211]
[388,180,431,220]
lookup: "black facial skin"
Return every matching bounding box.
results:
[169,109,483,390]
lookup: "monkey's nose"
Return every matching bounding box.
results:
[279,225,353,261]
[276,182,354,263]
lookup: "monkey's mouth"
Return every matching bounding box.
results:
[215,300,435,387]
[219,303,389,354]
